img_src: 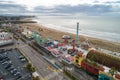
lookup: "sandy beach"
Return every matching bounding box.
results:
[19,22,120,53]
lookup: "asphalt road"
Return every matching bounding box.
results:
[18,42,70,80]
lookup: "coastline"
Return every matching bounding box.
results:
[20,23,120,52]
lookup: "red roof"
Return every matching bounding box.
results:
[47,47,52,51]
[58,43,66,46]
[51,49,62,55]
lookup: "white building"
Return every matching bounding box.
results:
[0,32,13,46]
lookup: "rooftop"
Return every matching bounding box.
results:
[61,55,73,64]
[86,49,120,71]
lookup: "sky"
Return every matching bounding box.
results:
[0,0,120,16]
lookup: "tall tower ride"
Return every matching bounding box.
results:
[76,22,79,43]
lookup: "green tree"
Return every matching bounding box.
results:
[26,63,32,70]
[109,67,117,76]
[26,63,36,72]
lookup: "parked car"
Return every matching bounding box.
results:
[7,66,14,71]
[10,68,17,74]
[16,74,22,80]
[14,72,20,76]
[5,63,12,69]
[19,56,24,59]
[20,58,26,62]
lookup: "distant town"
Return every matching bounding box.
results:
[0,16,120,80]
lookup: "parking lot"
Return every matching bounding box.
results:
[0,49,31,80]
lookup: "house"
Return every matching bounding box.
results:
[0,32,13,46]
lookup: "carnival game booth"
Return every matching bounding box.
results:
[50,49,63,58]
[61,55,73,65]
[45,39,61,48]
[45,39,53,47]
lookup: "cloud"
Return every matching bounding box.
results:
[105,1,120,3]
[0,0,13,4]
[3,0,120,10]
[0,1,29,15]
[0,0,120,16]
[33,4,120,16]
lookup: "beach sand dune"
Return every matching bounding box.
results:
[20,23,120,52]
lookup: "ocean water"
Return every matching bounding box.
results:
[32,15,120,42]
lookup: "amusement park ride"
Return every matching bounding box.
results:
[20,22,120,80]
[31,31,49,46]
[67,22,90,55]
